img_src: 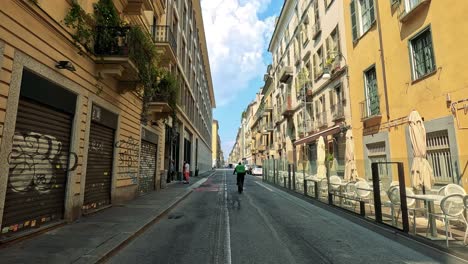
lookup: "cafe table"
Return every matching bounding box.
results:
[406,194,444,239]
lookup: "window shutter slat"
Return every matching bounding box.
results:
[370,0,376,24]
[350,0,358,41]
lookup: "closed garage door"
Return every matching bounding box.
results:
[2,98,73,235]
[83,121,114,212]
[138,141,157,194]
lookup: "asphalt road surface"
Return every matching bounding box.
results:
[108,169,440,264]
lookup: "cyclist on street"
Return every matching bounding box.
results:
[233,162,246,194]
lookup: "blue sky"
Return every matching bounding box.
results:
[201,0,283,160]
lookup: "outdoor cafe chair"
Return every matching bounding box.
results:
[342,181,358,210]
[429,194,467,248]
[444,184,466,196]
[387,186,426,232]
[328,175,343,203]
[437,186,447,196]
[433,186,447,210]
[319,178,328,198]
[355,181,373,214]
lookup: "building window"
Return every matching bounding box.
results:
[409,27,436,80]
[326,26,340,56]
[350,0,375,42]
[426,130,454,184]
[367,142,388,179]
[363,66,380,118]
[313,46,324,80]
[405,0,424,12]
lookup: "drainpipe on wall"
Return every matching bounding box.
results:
[375,0,391,121]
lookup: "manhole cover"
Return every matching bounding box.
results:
[168,213,184,219]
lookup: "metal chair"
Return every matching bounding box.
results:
[319,178,328,198]
[444,184,466,196]
[386,186,425,230]
[355,181,372,214]
[429,194,467,248]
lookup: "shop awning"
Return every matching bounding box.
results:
[294,125,341,146]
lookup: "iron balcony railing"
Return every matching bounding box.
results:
[316,111,327,128]
[331,102,345,121]
[152,25,177,55]
[360,95,381,120]
[94,26,131,56]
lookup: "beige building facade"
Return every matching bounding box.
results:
[0,0,214,239]
[232,0,352,175]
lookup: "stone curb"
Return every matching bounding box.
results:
[75,171,216,264]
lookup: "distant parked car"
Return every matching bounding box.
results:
[244,164,251,174]
[251,165,263,176]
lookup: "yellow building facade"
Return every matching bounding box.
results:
[344,0,468,190]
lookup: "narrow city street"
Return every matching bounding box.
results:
[108,169,440,264]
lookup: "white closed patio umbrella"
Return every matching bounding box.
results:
[316,136,327,179]
[344,130,358,182]
[408,110,434,191]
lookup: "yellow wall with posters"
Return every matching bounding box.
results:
[343,0,468,189]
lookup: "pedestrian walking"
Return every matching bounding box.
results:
[233,162,246,194]
[184,161,190,184]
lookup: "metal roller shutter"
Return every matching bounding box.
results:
[83,122,114,212]
[138,141,157,194]
[2,98,73,236]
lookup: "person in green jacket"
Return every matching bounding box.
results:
[233,162,246,194]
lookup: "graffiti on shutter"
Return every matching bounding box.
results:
[138,141,157,194]
[115,136,140,184]
[2,99,75,236]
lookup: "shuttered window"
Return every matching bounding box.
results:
[350,0,359,41]
[367,142,388,178]
[426,130,453,184]
[350,0,375,42]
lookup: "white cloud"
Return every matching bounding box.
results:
[201,0,276,106]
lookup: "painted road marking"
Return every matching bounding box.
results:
[255,181,274,192]
[224,171,232,264]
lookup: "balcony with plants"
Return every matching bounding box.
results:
[147,71,178,120]
[64,0,143,84]
[64,0,178,120]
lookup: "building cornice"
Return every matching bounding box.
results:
[268,0,296,52]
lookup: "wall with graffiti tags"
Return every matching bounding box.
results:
[115,136,140,186]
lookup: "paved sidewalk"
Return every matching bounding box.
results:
[0,171,216,264]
